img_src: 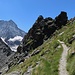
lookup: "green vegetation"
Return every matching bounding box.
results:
[67,41,75,75]
[55,21,75,75]
[5,34,63,75]
[4,21,75,75]
[58,22,75,46]
[31,39,62,75]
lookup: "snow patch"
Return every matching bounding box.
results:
[1,37,8,45]
[10,45,18,52]
[8,36,23,42]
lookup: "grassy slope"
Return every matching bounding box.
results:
[31,38,62,75]
[4,21,75,75]
[5,30,63,75]
[67,41,75,75]
[57,22,75,75]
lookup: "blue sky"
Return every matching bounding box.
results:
[0,0,75,32]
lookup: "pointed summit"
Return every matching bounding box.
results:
[0,20,26,51]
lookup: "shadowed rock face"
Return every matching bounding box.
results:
[55,11,68,28]
[0,38,13,70]
[17,11,68,54]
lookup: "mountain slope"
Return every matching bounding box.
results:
[3,32,63,75]
[0,20,26,51]
[56,18,75,75]
[2,11,68,75]
[3,12,75,75]
[0,38,13,71]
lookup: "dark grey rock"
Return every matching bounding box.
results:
[0,38,13,70]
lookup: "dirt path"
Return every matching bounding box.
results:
[58,40,69,75]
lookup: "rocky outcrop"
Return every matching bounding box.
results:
[55,11,68,28]
[17,11,68,55]
[0,38,13,70]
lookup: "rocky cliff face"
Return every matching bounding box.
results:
[0,20,26,51]
[17,11,68,54]
[0,38,13,70]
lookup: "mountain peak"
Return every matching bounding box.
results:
[0,19,26,51]
[8,20,15,23]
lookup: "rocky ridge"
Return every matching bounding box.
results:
[17,11,68,54]
[0,38,13,71]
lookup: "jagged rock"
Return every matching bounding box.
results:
[44,17,53,22]
[17,45,23,53]
[68,37,75,44]
[17,11,68,56]
[31,50,41,56]
[55,11,68,28]
[19,16,55,54]
[17,58,25,64]
[36,15,44,23]
[0,38,13,70]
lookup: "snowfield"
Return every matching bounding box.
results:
[8,36,23,42]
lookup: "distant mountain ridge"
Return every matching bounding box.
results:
[0,20,26,51]
[0,20,25,38]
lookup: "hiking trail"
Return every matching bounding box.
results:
[58,40,69,75]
